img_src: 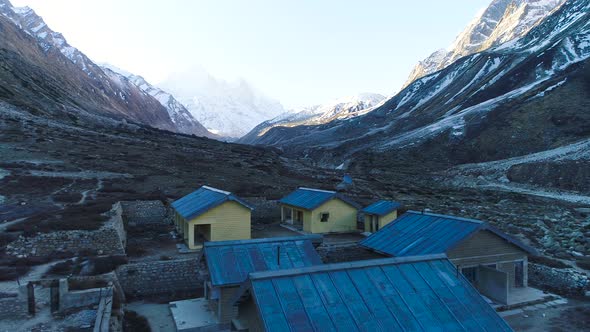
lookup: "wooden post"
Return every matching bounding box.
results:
[27,282,35,315]
[50,280,59,313]
[290,208,294,224]
[277,246,281,266]
[280,206,284,223]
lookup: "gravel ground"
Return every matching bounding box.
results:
[504,299,590,331]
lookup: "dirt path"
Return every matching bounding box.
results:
[451,175,590,205]
[0,260,66,293]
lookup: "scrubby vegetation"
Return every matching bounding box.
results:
[123,310,151,332]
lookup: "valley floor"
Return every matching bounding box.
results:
[1,102,589,262]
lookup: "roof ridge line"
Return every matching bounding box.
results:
[298,187,336,193]
[248,254,448,280]
[202,185,231,195]
[405,210,484,224]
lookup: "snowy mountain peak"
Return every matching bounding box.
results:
[160,71,285,138]
[11,5,32,15]
[403,0,565,87]
[100,64,214,138]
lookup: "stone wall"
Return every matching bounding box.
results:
[0,286,28,320]
[247,197,280,224]
[6,207,126,258]
[119,200,167,225]
[529,263,590,296]
[58,278,113,312]
[115,258,201,300]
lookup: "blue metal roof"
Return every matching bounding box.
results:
[241,254,513,332]
[360,211,537,257]
[361,200,402,216]
[279,187,360,210]
[171,186,253,220]
[204,235,323,287]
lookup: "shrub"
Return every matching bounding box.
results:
[68,278,109,291]
[89,255,128,275]
[0,266,30,281]
[123,310,151,332]
[126,246,147,257]
[575,257,590,271]
[0,233,17,247]
[44,259,75,277]
[530,255,572,269]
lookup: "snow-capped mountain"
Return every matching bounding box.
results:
[0,0,211,137]
[404,0,565,87]
[0,2,96,77]
[240,93,386,144]
[246,0,590,170]
[100,64,213,138]
[159,69,285,138]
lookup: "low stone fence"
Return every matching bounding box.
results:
[115,258,201,300]
[6,207,126,258]
[529,263,590,296]
[58,279,113,312]
[0,286,28,320]
[119,200,167,226]
[67,272,126,304]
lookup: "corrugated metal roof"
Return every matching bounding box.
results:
[241,254,513,332]
[279,187,360,210]
[171,186,253,220]
[360,211,537,256]
[361,200,402,216]
[204,235,323,287]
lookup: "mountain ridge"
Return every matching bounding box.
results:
[403,0,566,88]
[0,0,213,137]
[245,0,590,180]
[240,93,386,144]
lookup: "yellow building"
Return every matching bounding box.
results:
[361,200,402,233]
[279,187,360,233]
[172,186,253,249]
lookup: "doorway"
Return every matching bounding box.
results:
[515,261,524,287]
[295,210,303,225]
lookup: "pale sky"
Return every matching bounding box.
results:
[11,0,490,108]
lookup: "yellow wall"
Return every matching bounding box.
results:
[379,210,398,229]
[308,198,358,233]
[177,201,251,249]
[364,210,398,232]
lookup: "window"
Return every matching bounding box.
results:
[320,212,330,222]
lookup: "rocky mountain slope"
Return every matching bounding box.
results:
[100,64,214,138]
[159,68,285,138]
[404,0,565,87]
[240,93,385,144]
[247,0,590,191]
[0,0,212,137]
